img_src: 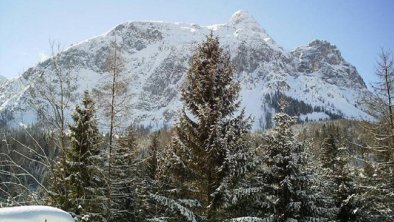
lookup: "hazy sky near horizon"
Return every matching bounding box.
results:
[0,0,393,85]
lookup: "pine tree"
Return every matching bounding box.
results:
[47,91,108,221]
[69,90,107,221]
[257,112,333,221]
[154,34,253,221]
[146,132,160,180]
[321,134,338,169]
[110,127,140,221]
[320,133,356,222]
[47,158,73,211]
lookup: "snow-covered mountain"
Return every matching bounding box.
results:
[0,11,374,129]
[0,75,7,84]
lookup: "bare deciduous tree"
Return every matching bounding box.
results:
[93,37,132,221]
[371,49,394,131]
[28,41,78,160]
[0,128,53,206]
[27,40,78,207]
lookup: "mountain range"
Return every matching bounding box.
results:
[0,10,374,130]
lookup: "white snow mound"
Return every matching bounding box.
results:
[0,206,74,222]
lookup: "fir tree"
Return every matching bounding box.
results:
[320,134,356,222]
[47,158,73,212]
[47,91,108,221]
[68,90,107,221]
[155,34,253,221]
[146,132,160,180]
[257,112,333,221]
[110,127,140,221]
[321,134,338,169]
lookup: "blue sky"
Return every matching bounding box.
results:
[0,0,393,85]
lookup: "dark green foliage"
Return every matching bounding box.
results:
[69,90,107,220]
[110,126,141,221]
[320,133,357,222]
[321,134,339,169]
[298,120,394,221]
[257,112,334,221]
[146,132,160,180]
[155,34,253,221]
[264,91,343,125]
[47,91,108,221]
[265,92,314,116]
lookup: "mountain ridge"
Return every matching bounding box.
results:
[0,75,7,84]
[0,10,374,130]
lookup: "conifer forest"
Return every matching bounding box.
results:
[0,34,393,222]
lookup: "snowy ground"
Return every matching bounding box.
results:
[0,206,74,222]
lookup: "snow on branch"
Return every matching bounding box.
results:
[149,194,198,222]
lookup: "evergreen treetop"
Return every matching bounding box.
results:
[156,34,253,221]
[48,90,108,221]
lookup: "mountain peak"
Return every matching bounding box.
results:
[229,10,254,23]
[308,39,335,48]
[0,11,373,129]
[307,39,342,61]
[228,10,263,32]
[290,39,366,89]
[292,39,342,61]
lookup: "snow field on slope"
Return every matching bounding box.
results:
[299,112,330,121]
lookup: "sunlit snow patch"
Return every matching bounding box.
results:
[0,206,74,222]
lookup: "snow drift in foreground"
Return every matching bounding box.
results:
[0,206,74,222]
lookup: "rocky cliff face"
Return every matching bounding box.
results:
[291,40,366,89]
[0,11,373,129]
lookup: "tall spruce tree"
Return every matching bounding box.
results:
[154,34,253,222]
[320,133,356,222]
[146,132,160,180]
[321,134,339,169]
[110,127,140,221]
[68,90,107,221]
[47,91,108,221]
[257,111,334,221]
